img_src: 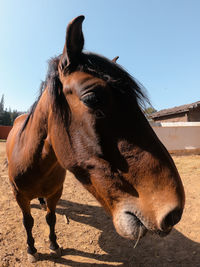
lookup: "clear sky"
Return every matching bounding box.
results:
[0,0,199,112]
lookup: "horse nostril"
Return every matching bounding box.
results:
[161,208,183,231]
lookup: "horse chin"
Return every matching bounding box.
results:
[113,210,148,240]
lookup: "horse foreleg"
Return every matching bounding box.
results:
[15,194,38,262]
[46,187,63,257]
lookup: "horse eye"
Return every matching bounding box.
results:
[81,92,104,108]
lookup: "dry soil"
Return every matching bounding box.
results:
[0,142,199,266]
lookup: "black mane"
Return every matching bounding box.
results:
[20,57,60,133]
[20,80,46,133]
[78,52,149,107]
[21,52,149,133]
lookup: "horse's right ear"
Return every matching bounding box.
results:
[112,56,119,63]
[59,15,85,73]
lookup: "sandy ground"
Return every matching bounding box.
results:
[0,141,200,267]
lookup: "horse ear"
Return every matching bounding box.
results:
[112,56,119,63]
[59,15,85,72]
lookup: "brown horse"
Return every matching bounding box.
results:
[6,16,185,262]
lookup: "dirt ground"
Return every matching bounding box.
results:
[0,141,200,267]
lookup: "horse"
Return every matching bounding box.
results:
[6,15,185,262]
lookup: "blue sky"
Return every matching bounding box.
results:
[0,0,199,112]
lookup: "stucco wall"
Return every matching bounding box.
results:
[151,122,200,151]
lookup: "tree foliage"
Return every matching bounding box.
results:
[0,94,4,112]
[0,94,22,126]
[143,106,157,119]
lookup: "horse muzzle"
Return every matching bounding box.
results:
[113,209,148,240]
[112,202,183,241]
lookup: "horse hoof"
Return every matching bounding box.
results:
[40,203,47,211]
[50,247,62,258]
[27,252,39,263]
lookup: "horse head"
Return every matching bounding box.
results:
[47,16,185,241]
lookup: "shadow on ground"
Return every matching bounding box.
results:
[31,199,200,266]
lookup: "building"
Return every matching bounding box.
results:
[150,101,200,123]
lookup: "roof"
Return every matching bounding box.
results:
[150,101,200,119]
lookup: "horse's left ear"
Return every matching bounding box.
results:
[59,15,85,72]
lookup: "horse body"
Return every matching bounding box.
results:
[6,15,185,262]
[7,91,65,199]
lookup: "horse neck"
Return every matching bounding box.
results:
[19,90,50,165]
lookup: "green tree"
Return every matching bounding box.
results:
[0,94,4,125]
[0,94,21,125]
[144,106,157,119]
[1,109,11,125]
[10,109,21,125]
[0,94,4,112]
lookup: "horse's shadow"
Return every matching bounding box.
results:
[32,199,200,266]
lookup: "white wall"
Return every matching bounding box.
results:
[151,122,200,151]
